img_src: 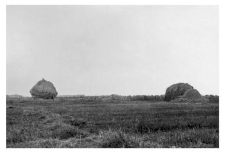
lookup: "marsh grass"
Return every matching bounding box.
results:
[6,98,219,148]
[98,129,141,148]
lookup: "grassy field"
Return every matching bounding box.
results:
[6,98,219,148]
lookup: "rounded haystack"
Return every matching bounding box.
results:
[164,83,193,101]
[183,89,201,100]
[30,78,58,99]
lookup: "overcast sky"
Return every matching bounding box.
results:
[6,5,219,96]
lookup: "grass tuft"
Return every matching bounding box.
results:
[98,129,140,148]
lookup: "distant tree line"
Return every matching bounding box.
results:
[124,95,165,101]
[6,94,219,103]
[203,95,219,103]
[57,94,165,102]
[57,94,219,103]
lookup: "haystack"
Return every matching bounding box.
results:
[182,89,201,100]
[30,78,58,99]
[164,83,193,101]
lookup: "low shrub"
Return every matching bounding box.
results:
[204,95,219,103]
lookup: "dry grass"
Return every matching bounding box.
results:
[6,98,219,148]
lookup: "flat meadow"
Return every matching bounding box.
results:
[6,96,219,148]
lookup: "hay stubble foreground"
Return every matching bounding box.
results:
[6,98,219,148]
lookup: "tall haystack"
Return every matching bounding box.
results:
[30,78,58,99]
[164,83,193,101]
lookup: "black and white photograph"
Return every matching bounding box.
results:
[5,5,219,148]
